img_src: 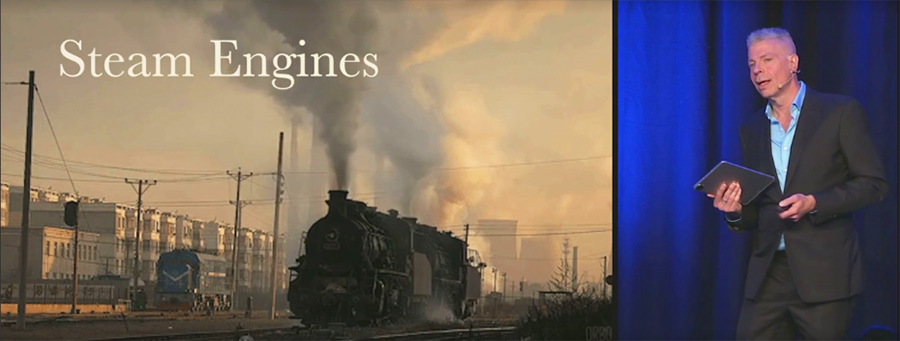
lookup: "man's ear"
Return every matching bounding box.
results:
[790,54,800,72]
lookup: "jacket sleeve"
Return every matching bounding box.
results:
[809,100,889,224]
[726,124,760,231]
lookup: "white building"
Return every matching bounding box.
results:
[1,182,9,227]
[235,227,254,291]
[200,220,227,256]
[139,209,162,282]
[1,226,102,283]
[4,185,82,228]
[251,230,271,292]
[175,215,194,250]
[1,185,288,294]
[26,201,129,277]
[190,219,205,251]
[159,212,176,254]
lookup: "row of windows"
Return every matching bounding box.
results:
[116,238,180,253]
[113,216,185,235]
[45,241,99,261]
[137,240,177,253]
[45,272,111,280]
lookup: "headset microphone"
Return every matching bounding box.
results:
[777,69,800,90]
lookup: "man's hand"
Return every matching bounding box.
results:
[778,194,817,221]
[708,182,742,214]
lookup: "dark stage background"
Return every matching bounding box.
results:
[616,1,898,339]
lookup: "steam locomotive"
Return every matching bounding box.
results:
[287,190,482,326]
[155,249,232,311]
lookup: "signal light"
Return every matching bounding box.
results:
[64,201,79,227]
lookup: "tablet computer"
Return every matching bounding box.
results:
[693,161,776,205]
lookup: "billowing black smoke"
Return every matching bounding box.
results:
[261,0,378,190]
[198,0,450,209]
[208,0,379,190]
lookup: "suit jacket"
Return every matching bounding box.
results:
[726,87,888,303]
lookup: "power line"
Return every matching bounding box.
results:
[2,142,609,184]
[0,160,232,183]
[33,86,78,199]
[32,84,100,311]
[470,229,611,237]
[434,155,611,171]
[0,142,223,176]
[1,172,127,183]
[489,256,609,262]
[277,155,612,175]
[2,151,227,182]
[242,206,273,229]
[450,222,613,229]
[226,168,252,311]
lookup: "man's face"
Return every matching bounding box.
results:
[747,38,797,99]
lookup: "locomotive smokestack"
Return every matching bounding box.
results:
[329,190,348,202]
[388,209,399,218]
[326,190,349,215]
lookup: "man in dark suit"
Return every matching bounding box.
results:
[710,27,889,340]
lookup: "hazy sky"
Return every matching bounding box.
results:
[1,0,612,284]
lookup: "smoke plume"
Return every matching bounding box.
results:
[203,0,379,190]
[360,74,445,215]
[256,1,378,190]
[180,1,606,282]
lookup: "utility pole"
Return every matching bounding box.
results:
[462,223,470,304]
[227,168,252,311]
[16,70,36,330]
[491,267,497,293]
[464,223,469,245]
[479,263,485,314]
[71,199,81,315]
[270,133,284,320]
[126,179,156,306]
[602,255,608,297]
[502,272,507,301]
[561,238,571,292]
[572,246,578,292]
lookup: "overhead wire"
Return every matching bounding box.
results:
[0,142,224,176]
[1,153,231,183]
[2,89,610,237]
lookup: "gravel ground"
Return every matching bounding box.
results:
[246,317,520,341]
[1,315,519,341]
[0,316,293,341]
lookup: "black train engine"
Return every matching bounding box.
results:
[288,190,481,326]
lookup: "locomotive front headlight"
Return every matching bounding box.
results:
[325,230,339,242]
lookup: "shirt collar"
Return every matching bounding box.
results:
[765,81,806,122]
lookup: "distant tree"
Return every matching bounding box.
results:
[548,256,571,292]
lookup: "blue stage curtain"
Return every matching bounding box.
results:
[616,1,898,339]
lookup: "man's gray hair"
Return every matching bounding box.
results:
[747,27,797,54]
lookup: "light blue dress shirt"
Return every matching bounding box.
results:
[767,81,807,251]
[726,82,807,252]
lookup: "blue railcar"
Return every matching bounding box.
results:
[155,249,231,311]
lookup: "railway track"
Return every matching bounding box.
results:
[93,327,291,341]
[91,323,518,341]
[356,326,517,341]
[1,310,277,326]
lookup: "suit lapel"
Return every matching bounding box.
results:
[784,89,824,193]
